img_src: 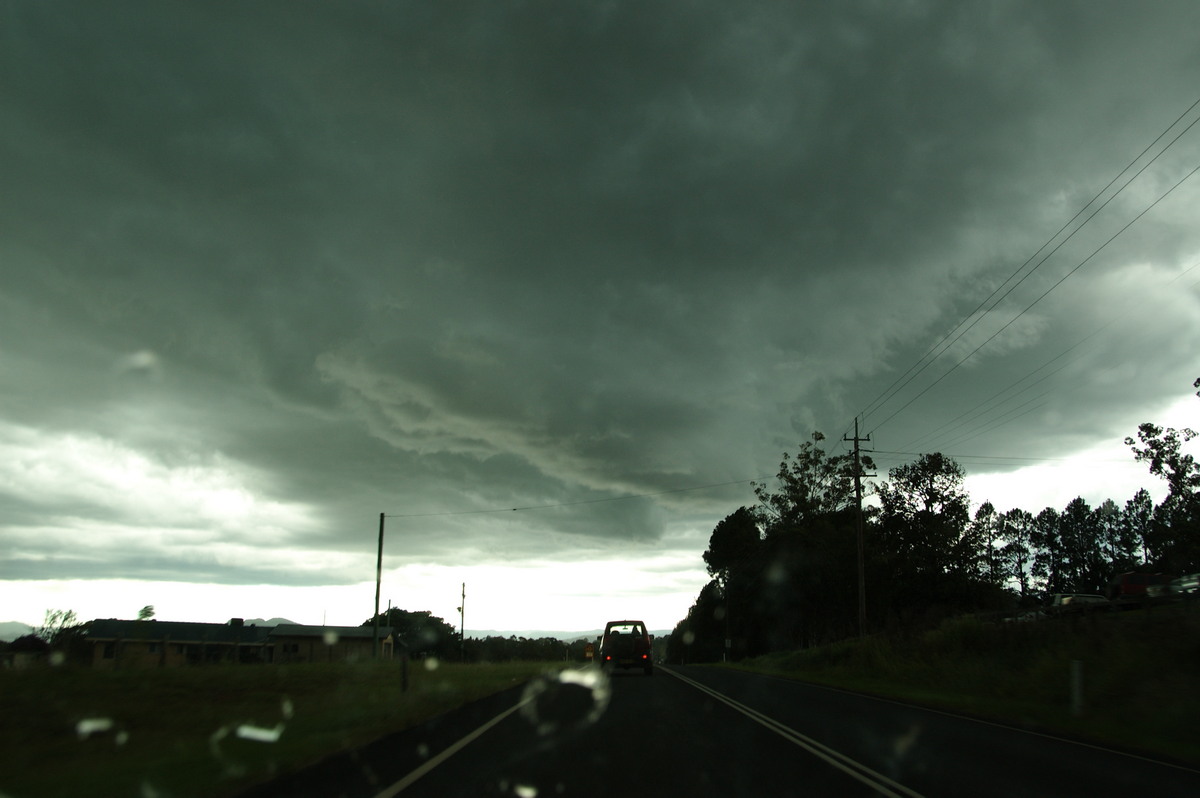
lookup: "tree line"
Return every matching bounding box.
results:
[667,379,1199,663]
[361,608,588,663]
[5,606,585,666]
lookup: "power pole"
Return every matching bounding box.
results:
[844,419,874,638]
[373,512,384,659]
[457,582,466,662]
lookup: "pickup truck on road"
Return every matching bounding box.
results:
[597,620,653,676]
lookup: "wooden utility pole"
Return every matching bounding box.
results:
[373,512,384,658]
[458,582,466,661]
[844,419,873,638]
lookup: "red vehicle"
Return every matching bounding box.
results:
[1108,572,1172,603]
[597,620,653,676]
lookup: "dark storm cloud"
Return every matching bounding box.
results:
[2,1,1199,585]
[0,552,347,588]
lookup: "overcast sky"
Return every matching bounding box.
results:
[3,1,1199,634]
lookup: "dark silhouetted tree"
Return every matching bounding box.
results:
[969,501,1001,584]
[999,508,1035,601]
[1125,377,1200,571]
[876,453,971,578]
[363,609,456,658]
[1122,488,1155,564]
[1094,498,1138,576]
[748,433,868,647]
[666,580,726,664]
[1030,507,1064,595]
[702,506,762,658]
[35,609,77,646]
[703,507,761,586]
[752,432,867,525]
[1058,497,1106,593]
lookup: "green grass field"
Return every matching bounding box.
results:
[0,658,566,798]
[5,607,1197,797]
[725,601,1200,765]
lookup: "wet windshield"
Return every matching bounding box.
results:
[3,2,1200,796]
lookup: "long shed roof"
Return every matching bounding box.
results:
[270,624,392,640]
[86,619,271,644]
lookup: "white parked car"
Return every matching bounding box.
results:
[1169,573,1200,597]
[1048,593,1110,614]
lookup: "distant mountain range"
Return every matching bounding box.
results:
[0,617,299,643]
[0,621,34,642]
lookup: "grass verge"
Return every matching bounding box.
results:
[0,658,567,798]
[722,602,1200,766]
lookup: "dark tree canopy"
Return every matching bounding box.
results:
[876,453,971,578]
[35,609,78,646]
[703,507,760,583]
[1124,377,1200,572]
[363,609,457,658]
[672,380,1200,663]
[752,432,868,529]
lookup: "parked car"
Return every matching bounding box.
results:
[1002,609,1047,623]
[597,620,653,676]
[1108,571,1172,603]
[1169,573,1200,598]
[1048,593,1110,614]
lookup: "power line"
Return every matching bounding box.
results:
[868,158,1200,436]
[386,433,1142,523]
[383,476,767,519]
[858,95,1200,430]
[906,105,1200,408]
[870,450,1131,465]
[899,332,1094,452]
[937,394,1051,452]
[898,255,1200,453]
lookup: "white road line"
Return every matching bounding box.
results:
[662,667,925,798]
[740,667,1200,774]
[373,695,534,798]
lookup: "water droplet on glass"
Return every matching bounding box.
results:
[519,667,610,736]
[766,560,788,585]
[236,723,284,743]
[76,718,114,739]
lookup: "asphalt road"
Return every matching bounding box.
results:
[241,664,1200,798]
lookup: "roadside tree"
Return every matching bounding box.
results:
[1122,488,1155,565]
[875,453,972,578]
[999,508,1035,601]
[749,432,868,647]
[1030,507,1064,596]
[362,609,457,659]
[1125,377,1200,571]
[702,506,763,657]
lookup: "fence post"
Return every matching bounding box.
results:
[1070,659,1084,717]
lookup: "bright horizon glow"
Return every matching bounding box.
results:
[0,554,714,635]
[963,393,1196,513]
[4,403,1194,637]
